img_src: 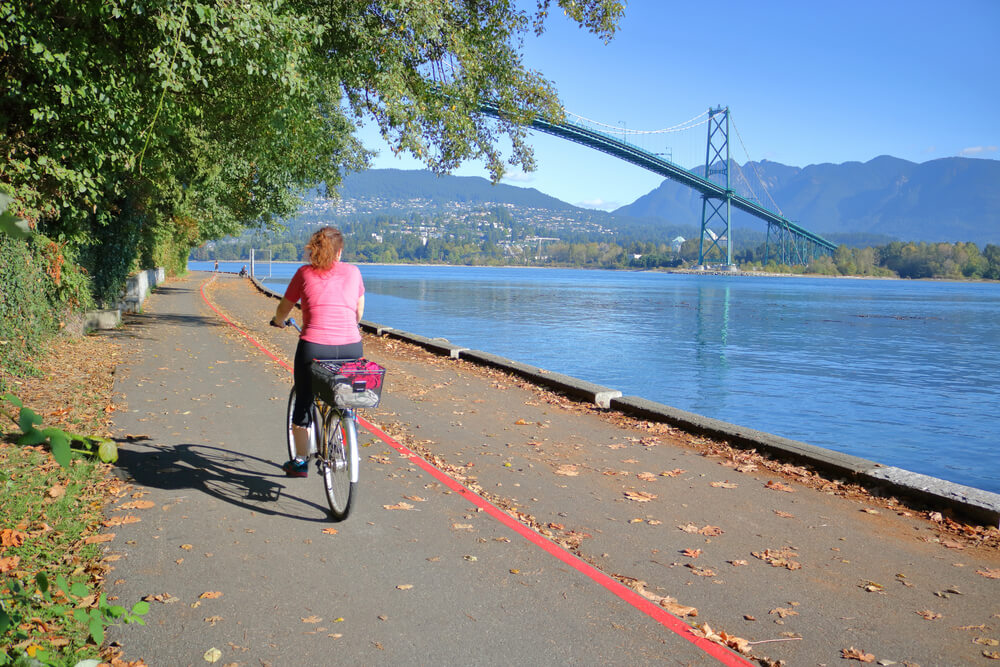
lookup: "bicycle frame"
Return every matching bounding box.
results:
[317,402,361,485]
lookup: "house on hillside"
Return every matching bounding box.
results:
[671,236,685,253]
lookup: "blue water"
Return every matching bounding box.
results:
[194,261,1000,494]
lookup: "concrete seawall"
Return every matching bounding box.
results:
[248,275,1000,526]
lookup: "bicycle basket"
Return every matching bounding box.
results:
[310,358,386,409]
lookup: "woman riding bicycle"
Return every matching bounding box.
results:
[270,227,365,477]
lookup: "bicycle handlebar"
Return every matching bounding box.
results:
[270,317,301,333]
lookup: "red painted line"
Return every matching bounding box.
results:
[200,276,751,666]
[199,277,293,373]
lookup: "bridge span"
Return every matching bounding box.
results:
[481,102,837,266]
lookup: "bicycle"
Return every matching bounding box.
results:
[276,318,385,520]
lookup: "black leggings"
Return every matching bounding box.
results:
[292,338,363,427]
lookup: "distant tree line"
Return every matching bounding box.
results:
[192,212,1000,281]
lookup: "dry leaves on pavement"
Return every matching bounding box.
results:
[383,501,415,511]
[752,547,802,570]
[842,647,875,662]
[764,480,795,492]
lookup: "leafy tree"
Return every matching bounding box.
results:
[1,0,624,303]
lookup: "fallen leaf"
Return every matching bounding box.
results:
[773,510,795,518]
[631,580,698,617]
[84,533,115,544]
[974,638,1000,647]
[396,584,413,590]
[47,484,66,499]
[403,495,426,502]
[321,528,338,535]
[860,508,880,515]
[180,544,193,550]
[514,419,531,425]
[765,480,795,492]
[977,568,1000,579]
[752,547,802,570]
[624,491,657,502]
[841,647,875,662]
[637,472,657,482]
[302,615,322,623]
[660,468,686,477]
[682,548,702,558]
[769,607,798,618]
[622,458,640,464]
[0,555,20,573]
[199,591,223,599]
[861,581,884,593]
[553,464,579,476]
[143,593,180,604]
[719,630,751,654]
[984,649,1000,660]
[103,515,142,527]
[203,647,222,663]
[699,525,724,536]
[686,564,716,577]
[204,616,223,626]
[729,560,748,566]
[710,481,738,489]
[383,502,414,511]
[118,500,156,510]
[463,555,477,562]
[0,529,27,548]
[916,609,942,620]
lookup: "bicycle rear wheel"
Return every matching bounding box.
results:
[320,409,356,520]
[285,388,317,463]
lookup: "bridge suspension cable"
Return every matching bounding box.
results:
[729,113,784,217]
[564,109,710,135]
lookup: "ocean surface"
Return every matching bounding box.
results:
[192,260,1000,494]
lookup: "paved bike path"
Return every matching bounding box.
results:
[104,275,726,665]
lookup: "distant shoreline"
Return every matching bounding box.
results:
[194,260,997,284]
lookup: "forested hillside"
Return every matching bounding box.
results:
[617,156,1000,245]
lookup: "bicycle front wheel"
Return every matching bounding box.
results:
[320,409,357,520]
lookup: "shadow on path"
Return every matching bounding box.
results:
[114,439,332,523]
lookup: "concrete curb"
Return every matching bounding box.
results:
[610,396,1000,527]
[241,273,1000,526]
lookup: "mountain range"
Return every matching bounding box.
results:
[330,156,1000,246]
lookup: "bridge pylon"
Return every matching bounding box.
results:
[697,106,734,269]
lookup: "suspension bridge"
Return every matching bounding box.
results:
[481,102,837,267]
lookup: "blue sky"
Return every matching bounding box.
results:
[356,0,998,211]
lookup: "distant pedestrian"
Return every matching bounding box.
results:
[239,265,248,277]
[214,259,219,272]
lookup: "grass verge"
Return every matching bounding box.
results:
[1,333,141,666]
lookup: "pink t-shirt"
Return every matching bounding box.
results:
[283,263,365,345]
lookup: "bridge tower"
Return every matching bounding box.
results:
[697,107,734,269]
